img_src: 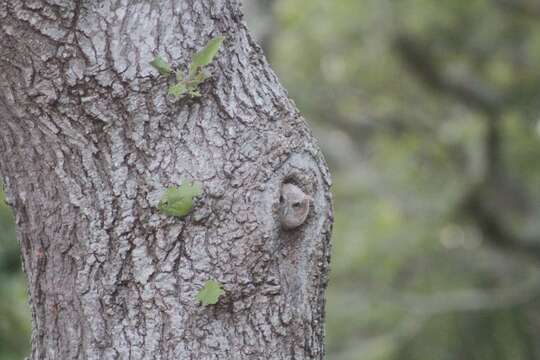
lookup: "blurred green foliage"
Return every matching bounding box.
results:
[3,0,540,359]
[0,190,30,360]
[264,0,540,358]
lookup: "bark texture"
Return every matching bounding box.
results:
[0,1,333,359]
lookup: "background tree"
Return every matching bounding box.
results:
[0,0,332,359]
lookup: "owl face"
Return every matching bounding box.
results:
[279,183,312,230]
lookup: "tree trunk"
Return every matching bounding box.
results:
[0,1,333,359]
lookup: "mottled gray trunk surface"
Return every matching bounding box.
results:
[0,1,333,359]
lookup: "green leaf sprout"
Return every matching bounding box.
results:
[158,182,203,218]
[149,55,173,76]
[189,36,225,77]
[196,279,225,306]
[150,35,225,100]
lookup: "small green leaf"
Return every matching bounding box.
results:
[158,182,203,217]
[189,35,224,76]
[179,81,201,98]
[150,56,173,75]
[196,280,225,306]
[168,83,188,99]
[187,87,202,98]
[192,68,210,84]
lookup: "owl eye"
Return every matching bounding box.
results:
[292,201,302,208]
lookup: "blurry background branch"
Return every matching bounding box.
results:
[494,0,540,17]
[393,33,540,267]
[401,269,540,314]
[461,186,540,263]
[333,270,540,359]
[393,35,502,116]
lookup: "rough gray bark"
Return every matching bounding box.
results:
[0,1,333,359]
